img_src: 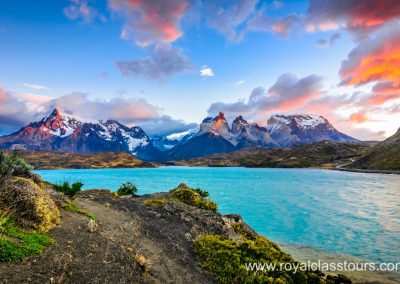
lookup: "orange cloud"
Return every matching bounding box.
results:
[109,0,187,46]
[340,30,400,86]
[340,23,400,106]
[350,112,368,123]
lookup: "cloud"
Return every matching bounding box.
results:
[203,0,259,42]
[0,88,195,136]
[199,66,214,77]
[349,111,368,123]
[271,14,300,36]
[64,0,103,23]
[340,22,400,86]
[0,88,51,134]
[338,22,400,107]
[230,80,246,87]
[22,83,50,91]
[306,0,400,38]
[247,10,300,36]
[316,32,340,47]
[109,0,188,47]
[116,45,194,81]
[208,73,324,120]
[97,72,108,79]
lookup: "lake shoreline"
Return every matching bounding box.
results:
[34,163,400,176]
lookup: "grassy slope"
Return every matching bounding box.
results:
[348,129,400,170]
[10,151,155,169]
[175,141,371,168]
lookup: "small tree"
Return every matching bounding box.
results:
[53,181,83,198]
[117,182,137,196]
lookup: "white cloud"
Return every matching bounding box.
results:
[22,83,50,91]
[200,66,214,77]
[0,88,195,136]
[230,80,246,87]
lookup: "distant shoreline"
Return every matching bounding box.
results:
[332,167,400,175]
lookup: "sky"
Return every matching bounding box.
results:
[1,0,400,140]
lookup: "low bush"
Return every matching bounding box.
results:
[170,183,217,212]
[63,201,97,220]
[53,181,83,198]
[194,234,323,284]
[117,182,137,196]
[143,199,169,206]
[0,151,33,180]
[0,177,60,233]
[0,214,53,262]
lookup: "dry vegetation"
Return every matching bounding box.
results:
[9,150,156,169]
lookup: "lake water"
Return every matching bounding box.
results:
[36,167,400,266]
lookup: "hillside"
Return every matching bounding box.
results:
[9,151,155,169]
[348,128,400,171]
[174,141,371,168]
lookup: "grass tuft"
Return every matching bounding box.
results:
[143,199,169,206]
[63,201,97,221]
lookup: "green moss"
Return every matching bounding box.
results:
[170,184,218,212]
[63,202,97,221]
[143,199,169,206]
[0,217,53,262]
[194,234,324,284]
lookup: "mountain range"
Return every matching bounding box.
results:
[0,108,359,161]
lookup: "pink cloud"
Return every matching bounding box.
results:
[64,0,103,23]
[109,0,188,46]
[306,0,400,38]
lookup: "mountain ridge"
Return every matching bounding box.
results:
[0,109,360,161]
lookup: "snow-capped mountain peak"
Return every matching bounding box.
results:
[0,109,155,158]
[266,114,357,146]
[40,108,82,138]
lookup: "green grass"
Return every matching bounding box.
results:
[143,199,170,206]
[0,217,53,262]
[63,202,97,220]
[194,234,323,284]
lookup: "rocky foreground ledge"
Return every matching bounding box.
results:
[0,183,353,283]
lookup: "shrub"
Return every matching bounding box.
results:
[170,183,218,212]
[194,234,323,284]
[0,177,60,233]
[63,201,97,220]
[143,199,169,206]
[117,182,137,196]
[53,181,83,198]
[0,151,33,179]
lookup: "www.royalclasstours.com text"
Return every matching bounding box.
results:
[245,260,400,274]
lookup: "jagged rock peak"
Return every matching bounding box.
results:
[216,111,226,121]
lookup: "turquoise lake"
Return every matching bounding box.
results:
[35,167,400,265]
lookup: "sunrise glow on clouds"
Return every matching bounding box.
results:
[1,0,400,140]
